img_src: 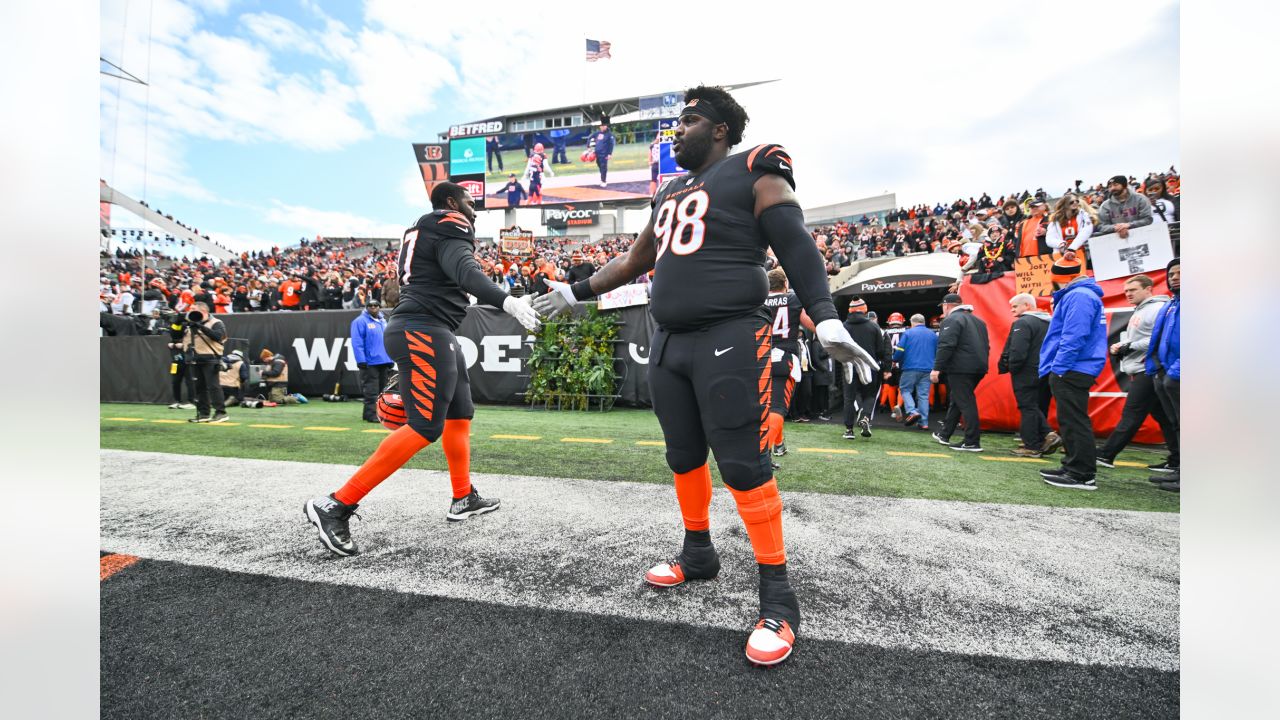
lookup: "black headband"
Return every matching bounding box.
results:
[681,100,724,125]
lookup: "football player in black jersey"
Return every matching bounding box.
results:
[763,268,814,459]
[535,86,879,666]
[304,182,541,557]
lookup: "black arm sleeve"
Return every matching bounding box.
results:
[437,237,510,309]
[758,203,837,324]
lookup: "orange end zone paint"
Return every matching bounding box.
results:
[100,553,139,581]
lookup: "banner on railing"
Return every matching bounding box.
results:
[101,304,659,406]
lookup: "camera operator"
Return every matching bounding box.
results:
[220,348,250,407]
[182,302,230,423]
[163,308,197,410]
[259,348,297,404]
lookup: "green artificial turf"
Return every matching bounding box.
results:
[100,402,1179,513]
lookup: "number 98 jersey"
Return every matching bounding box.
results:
[649,144,795,333]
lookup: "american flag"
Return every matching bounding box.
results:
[585,39,612,62]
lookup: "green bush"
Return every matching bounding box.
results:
[526,304,620,411]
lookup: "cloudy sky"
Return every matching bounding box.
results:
[100,0,1179,251]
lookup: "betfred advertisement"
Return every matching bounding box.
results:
[542,203,602,229]
[453,173,487,210]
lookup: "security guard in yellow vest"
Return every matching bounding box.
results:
[220,349,249,406]
[183,302,229,423]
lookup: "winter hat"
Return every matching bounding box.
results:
[260,348,273,361]
[848,298,868,312]
[1050,254,1083,285]
[1108,174,1128,187]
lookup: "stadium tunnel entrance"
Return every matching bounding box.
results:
[828,253,962,324]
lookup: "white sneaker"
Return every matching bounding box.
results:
[178,402,196,410]
[168,403,181,409]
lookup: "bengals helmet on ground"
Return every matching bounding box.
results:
[375,374,406,430]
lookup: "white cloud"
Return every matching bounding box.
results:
[264,200,405,238]
[347,29,457,134]
[401,166,429,209]
[98,0,1178,252]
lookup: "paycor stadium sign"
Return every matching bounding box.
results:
[542,203,601,228]
[449,120,505,138]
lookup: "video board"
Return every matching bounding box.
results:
[449,118,684,209]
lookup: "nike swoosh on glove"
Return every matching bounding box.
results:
[532,279,577,319]
[816,319,878,385]
[503,295,542,332]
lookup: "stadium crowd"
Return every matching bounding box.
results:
[805,168,1180,276]
[99,167,1177,318]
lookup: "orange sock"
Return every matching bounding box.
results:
[767,412,785,447]
[333,425,431,505]
[673,463,712,531]
[442,418,472,499]
[728,479,786,565]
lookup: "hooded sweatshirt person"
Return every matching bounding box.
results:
[1096,189,1153,235]
[1117,293,1171,375]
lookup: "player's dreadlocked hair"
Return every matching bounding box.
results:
[684,85,749,147]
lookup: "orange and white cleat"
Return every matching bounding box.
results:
[746,618,796,666]
[644,560,689,587]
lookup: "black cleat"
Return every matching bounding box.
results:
[949,443,983,452]
[772,442,788,457]
[447,487,501,522]
[859,417,872,438]
[1147,461,1177,474]
[304,494,360,556]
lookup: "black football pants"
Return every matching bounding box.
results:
[383,316,474,442]
[648,315,774,492]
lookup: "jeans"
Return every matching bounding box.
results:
[899,370,931,424]
[1099,372,1179,466]
[1049,371,1097,478]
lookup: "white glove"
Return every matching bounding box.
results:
[532,279,578,319]
[816,318,878,385]
[503,295,541,332]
